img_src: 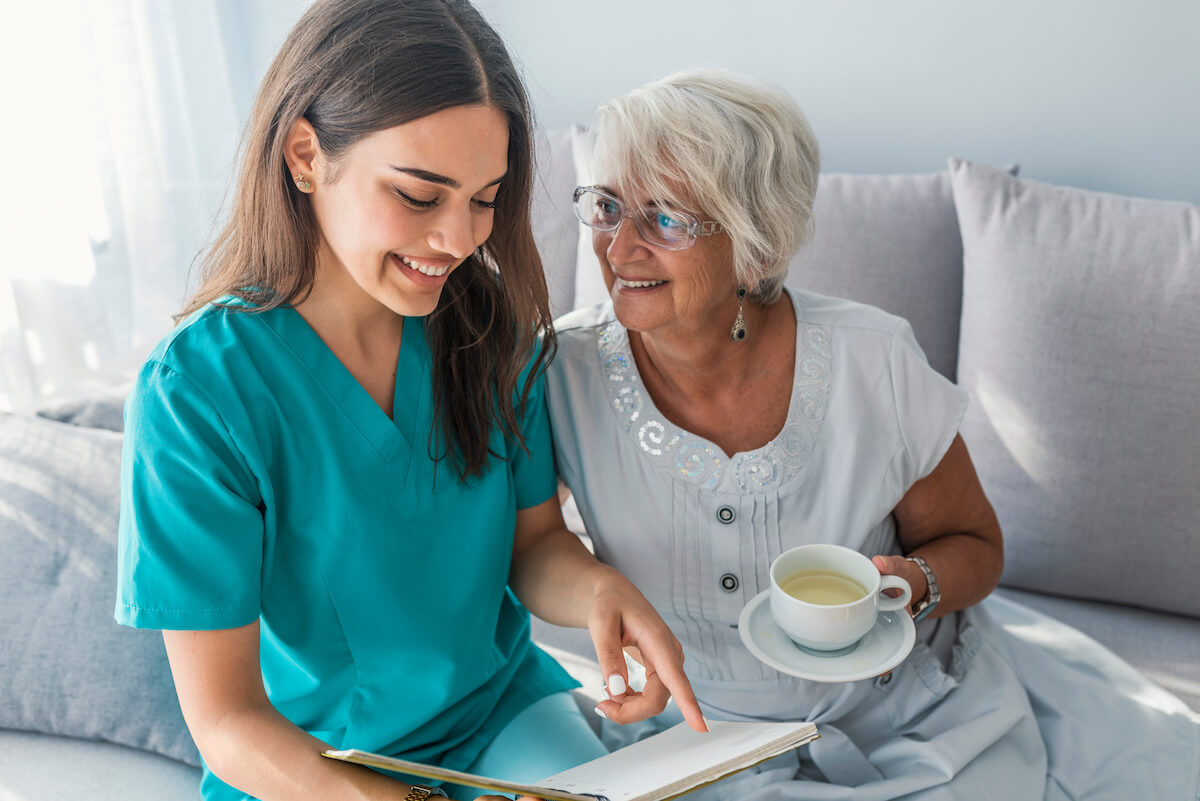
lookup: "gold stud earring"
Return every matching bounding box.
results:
[294,172,312,191]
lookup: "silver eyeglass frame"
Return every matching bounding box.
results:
[572,185,725,251]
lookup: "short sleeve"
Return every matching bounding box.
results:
[510,357,559,511]
[115,361,265,630]
[889,320,969,487]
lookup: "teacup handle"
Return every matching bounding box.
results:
[877,575,912,612]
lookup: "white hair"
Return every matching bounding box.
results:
[590,68,820,303]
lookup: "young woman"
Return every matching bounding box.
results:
[114,3,703,800]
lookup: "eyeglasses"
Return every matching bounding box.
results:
[572,186,724,251]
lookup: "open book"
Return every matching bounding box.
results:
[323,719,818,801]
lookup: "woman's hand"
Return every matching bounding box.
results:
[870,555,927,616]
[510,497,707,733]
[583,565,707,732]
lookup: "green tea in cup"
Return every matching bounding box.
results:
[780,570,868,605]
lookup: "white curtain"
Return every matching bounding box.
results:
[0,0,248,413]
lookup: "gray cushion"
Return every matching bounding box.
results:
[0,412,199,766]
[785,171,968,380]
[36,383,129,432]
[951,159,1200,618]
[995,589,1200,713]
[0,728,200,800]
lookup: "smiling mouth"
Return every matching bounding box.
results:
[617,278,668,288]
[398,255,452,277]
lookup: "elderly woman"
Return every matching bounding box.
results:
[546,69,1200,800]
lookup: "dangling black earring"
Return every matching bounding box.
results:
[730,285,748,342]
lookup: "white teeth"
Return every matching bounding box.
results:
[618,278,667,288]
[401,256,449,276]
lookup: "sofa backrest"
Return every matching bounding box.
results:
[786,172,964,380]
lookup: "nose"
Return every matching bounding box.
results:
[428,203,480,259]
[603,215,649,264]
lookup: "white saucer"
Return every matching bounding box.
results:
[737,590,916,682]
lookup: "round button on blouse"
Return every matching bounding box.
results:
[719,573,739,592]
[716,505,736,524]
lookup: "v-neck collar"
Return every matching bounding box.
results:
[259,306,431,483]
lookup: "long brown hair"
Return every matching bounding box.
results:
[183,0,555,481]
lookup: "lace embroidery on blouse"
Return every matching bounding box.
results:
[596,320,833,492]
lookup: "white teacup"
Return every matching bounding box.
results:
[769,544,912,653]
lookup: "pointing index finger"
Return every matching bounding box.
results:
[653,661,707,732]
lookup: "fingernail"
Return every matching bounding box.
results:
[607,674,627,695]
[593,705,609,720]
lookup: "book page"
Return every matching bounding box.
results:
[535,720,817,801]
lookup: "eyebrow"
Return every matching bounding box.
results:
[390,166,506,190]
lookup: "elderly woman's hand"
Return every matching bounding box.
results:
[867,555,929,680]
[871,555,928,617]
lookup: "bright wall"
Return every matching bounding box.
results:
[475,0,1200,204]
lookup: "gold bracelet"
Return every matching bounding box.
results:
[405,784,448,801]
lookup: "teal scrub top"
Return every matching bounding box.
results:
[115,301,576,801]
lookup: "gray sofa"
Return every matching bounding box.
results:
[2,132,1197,798]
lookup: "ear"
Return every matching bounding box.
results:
[283,117,322,184]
